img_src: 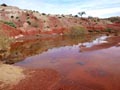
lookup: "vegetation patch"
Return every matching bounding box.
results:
[0,30,12,50]
[105,28,112,33]
[3,21,16,28]
[64,26,86,36]
[108,17,120,23]
[0,64,25,89]
[0,29,12,60]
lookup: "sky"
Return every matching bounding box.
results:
[0,0,120,18]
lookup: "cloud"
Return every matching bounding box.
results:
[1,0,120,17]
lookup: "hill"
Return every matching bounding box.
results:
[0,4,120,37]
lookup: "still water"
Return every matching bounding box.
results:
[8,34,120,90]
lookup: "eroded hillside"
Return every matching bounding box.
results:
[0,4,120,37]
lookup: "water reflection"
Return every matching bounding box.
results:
[12,34,120,90]
[4,34,102,63]
[80,36,108,48]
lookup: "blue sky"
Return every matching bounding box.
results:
[1,0,120,18]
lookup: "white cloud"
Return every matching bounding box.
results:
[1,0,120,17]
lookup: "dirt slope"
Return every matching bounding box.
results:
[0,5,120,37]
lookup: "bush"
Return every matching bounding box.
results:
[16,17,19,19]
[4,21,16,28]
[108,17,120,23]
[62,15,65,17]
[58,17,62,19]
[64,26,86,36]
[26,21,31,25]
[54,25,58,27]
[74,15,78,17]
[42,13,46,15]
[11,16,14,18]
[105,28,112,33]
[46,26,50,28]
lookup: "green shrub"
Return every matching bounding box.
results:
[26,21,31,25]
[105,28,112,33]
[88,30,93,33]
[16,16,19,19]
[11,16,14,18]
[1,3,7,7]
[42,13,46,15]
[74,15,78,17]
[108,17,120,23]
[4,21,16,28]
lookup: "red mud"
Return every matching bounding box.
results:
[10,68,112,90]
[10,69,60,90]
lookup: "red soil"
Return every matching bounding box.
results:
[0,5,120,37]
[9,68,107,90]
[10,69,61,90]
[0,23,22,37]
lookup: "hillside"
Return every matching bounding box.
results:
[0,4,120,37]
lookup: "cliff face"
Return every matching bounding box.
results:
[0,5,120,37]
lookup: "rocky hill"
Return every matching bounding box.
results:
[0,4,120,37]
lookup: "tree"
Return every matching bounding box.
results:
[1,3,7,7]
[78,11,86,18]
[74,15,78,17]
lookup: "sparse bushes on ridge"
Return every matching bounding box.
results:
[108,17,120,23]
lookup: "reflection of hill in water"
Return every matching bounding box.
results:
[5,34,107,64]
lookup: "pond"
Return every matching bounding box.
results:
[7,34,120,90]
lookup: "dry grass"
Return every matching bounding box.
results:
[0,29,12,50]
[0,64,25,89]
[63,26,86,36]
